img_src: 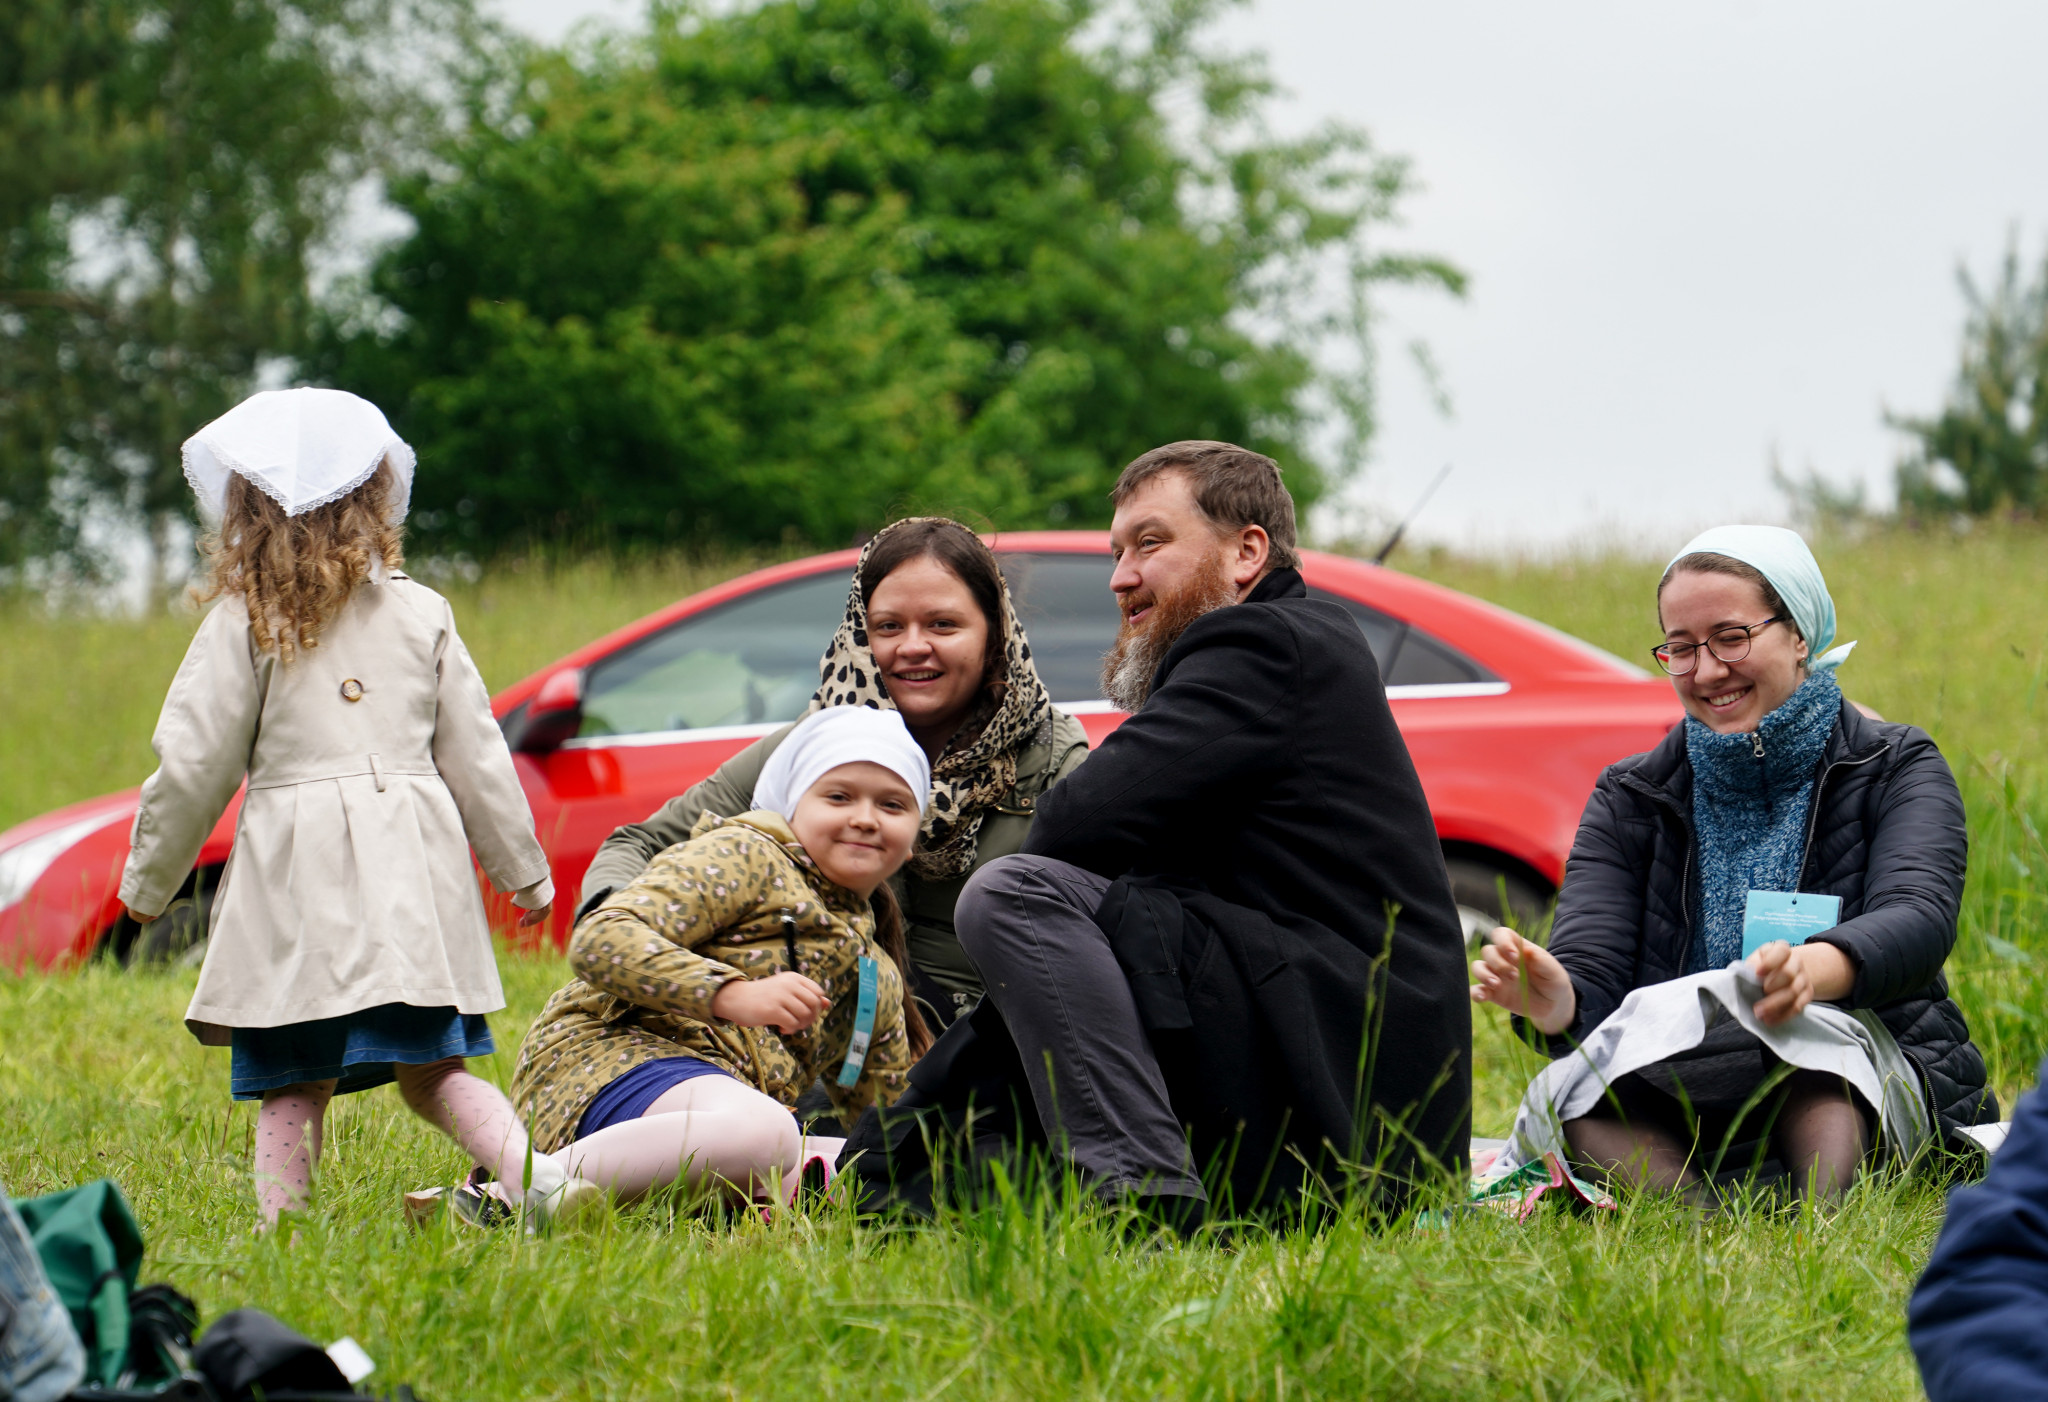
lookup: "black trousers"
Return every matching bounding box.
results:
[955,853,1205,1203]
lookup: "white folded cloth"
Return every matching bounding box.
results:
[1490,963,1932,1180]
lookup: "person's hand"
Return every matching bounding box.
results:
[1470,927,1577,1036]
[711,972,831,1035]
[124,905,158,925]
[516,902,552,929]
[1747,940,1854,1026]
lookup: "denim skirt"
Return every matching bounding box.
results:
[229,1002,495,1100]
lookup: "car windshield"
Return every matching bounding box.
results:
[575,551,1495,739]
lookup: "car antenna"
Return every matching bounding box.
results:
[1371,464,1453,565]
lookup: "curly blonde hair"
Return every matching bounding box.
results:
[196,461,406,660]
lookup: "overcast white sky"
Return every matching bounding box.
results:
[489,0,2048,553]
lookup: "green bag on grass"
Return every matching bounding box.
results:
[12,1179,145,1385]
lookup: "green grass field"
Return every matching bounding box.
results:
[3,525,2044,1399]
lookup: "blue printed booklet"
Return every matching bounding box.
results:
[1741,890,1842,958]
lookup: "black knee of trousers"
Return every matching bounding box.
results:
[954,853,1041,962]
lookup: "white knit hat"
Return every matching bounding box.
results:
[182,387,415,525]
[752,706,932,820]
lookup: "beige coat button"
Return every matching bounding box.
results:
[339,679,365,702]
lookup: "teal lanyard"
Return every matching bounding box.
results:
[836,954,879,1088]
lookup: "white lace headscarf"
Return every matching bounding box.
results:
[183,388,415,525]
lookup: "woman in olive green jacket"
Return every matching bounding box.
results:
[580,518,1090,1027]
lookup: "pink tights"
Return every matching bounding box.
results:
[253,1057,537,1226]
[253,1081,334,1226]
[550,1074,803,1204]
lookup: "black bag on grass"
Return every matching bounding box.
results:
[74,1308,421,1402]
[15,1181,416,1402]
[192,1309,354,1400]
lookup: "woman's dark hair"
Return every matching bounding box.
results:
[858,519,1009,696]
[870,882,933,1058]
[1657,552,1804,648]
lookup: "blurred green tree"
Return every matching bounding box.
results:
[0,0,137,570]
[320,0,1462,551]
[0,0,469,586]
[1894,236,2048,519]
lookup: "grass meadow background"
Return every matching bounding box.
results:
[2,525,2045,1399]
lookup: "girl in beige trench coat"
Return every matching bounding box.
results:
[118,388,599,1231]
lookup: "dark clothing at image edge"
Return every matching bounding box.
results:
[1911,1047,2048,1399]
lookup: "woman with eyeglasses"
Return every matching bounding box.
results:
[1470,525,1995,1200]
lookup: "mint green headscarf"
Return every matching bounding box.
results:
[1666,525,1856,671]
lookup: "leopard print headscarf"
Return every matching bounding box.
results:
[808,519,1055,881]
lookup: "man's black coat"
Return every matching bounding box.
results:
[1023,567,1472,1209]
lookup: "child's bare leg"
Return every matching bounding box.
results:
[392,1057,550,1190]
[255,1080,336,1226]
[554,1076,801,1204]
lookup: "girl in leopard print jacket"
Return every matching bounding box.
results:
[510,707,934,1206]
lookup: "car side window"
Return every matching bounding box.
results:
[1305,589,1406,673]
[1305,588,1497,686]
[996,561,1498,693]
[573,554,1497,741]
[1386,625,1496,686]
[577,571,849,737]
[998,552,1119,704]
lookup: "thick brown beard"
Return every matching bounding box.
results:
[1100,558,1238,710]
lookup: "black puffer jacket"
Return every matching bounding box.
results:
[1544,698,1996,1146]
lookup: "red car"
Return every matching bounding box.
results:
[0,533,1681,969]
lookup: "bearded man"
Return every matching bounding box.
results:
[951,441,1472,1223]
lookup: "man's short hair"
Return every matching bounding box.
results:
[1111,441,1302,571]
